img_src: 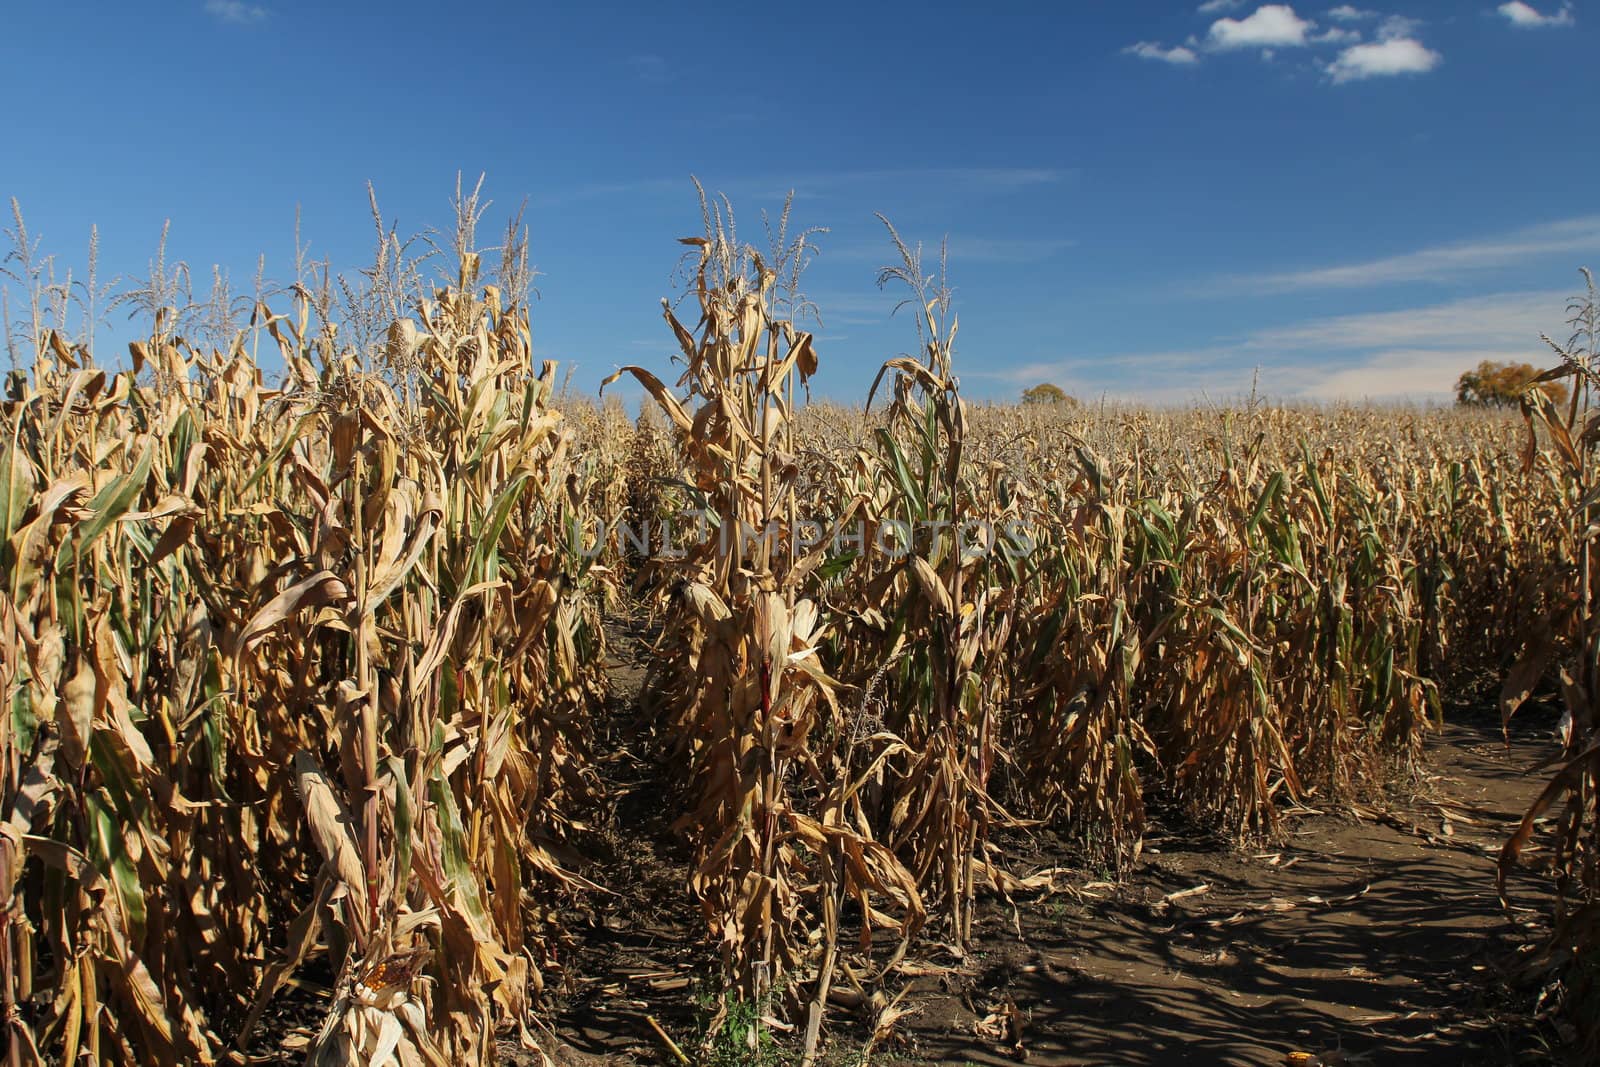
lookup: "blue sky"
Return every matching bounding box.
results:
[2,1,1597,405]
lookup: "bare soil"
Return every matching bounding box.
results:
[528,618,1573,1067]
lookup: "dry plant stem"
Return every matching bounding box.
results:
[647,1015,690,1065]
[0,220,609,1063]
[1487,276,1600,1052]
[6,185,1596,1062]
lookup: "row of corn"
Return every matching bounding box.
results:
[0,213,1585,1063]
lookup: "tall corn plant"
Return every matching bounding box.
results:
[841,220,1020,945]
[1499,272,1600,1054]
[0,249,607,1064]
[1008,453,1153,869]
[605,193,923,1028]
[1002,410,1445,855]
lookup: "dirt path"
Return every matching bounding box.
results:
[544,621,1566,1066]
[896,720,1561,1066]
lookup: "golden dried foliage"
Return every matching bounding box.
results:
[1,254,610,1063]
[3,191,1596,1063]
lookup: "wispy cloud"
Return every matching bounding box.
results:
[827,235,1075,265]
[1207,216,1600,292]
[1497,2,1576,28]
[538,167,1068,206]
[1251,290,1571,398]
[971,289,1573,402]
[1377,13,1424,38]
[1240,289,1566,351]
[872,167,1067,191]
[1198,0,1245,12]
[1293,349,1510,399]
[1326,35,1441,81]
[626,55,673,84]
[204,0,268,24]
[1325,5,1376,20]
[951,237,1077,263]
[1312,26,1362,44]
[1125,41,1201,64]
[799,290,901,328]
[1312,25,1363,43]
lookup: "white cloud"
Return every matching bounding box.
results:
[204,0,268,22]
[1243,290,1566,352]
[1134,4,1443,90]
[1256,291,1571,399]
[1497,2,1576,28]
[974,290,1571,403]
[1207,217,1600,293]
[1327,36,1441,81]
[1125,40,1201,64]
[1295,349,1508,400]
[830,235,1076,264]
[1377,14,1424,39]
[1208,5,1317,49]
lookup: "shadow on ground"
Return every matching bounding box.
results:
[536,626,1569,1067]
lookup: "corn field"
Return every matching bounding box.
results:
[1,196,1597,1063]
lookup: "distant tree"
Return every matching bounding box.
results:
[1022,382,1078,406]
[1455,360,1570,409]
